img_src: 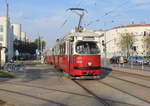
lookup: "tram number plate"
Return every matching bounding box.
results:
[83,36,95,41]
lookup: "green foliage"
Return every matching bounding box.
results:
[0,100,6,105]
[23,61,42,65]
[34,37,46,52]
[118,32,135,57]
[144,56,150,59]
[0,72,15,78]
[144,34,150,51]
[14,39,38,54]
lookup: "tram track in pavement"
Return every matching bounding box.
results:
[73,80,138,106]
[48,66,150,106]
[108,75,150,89]
[73,80,111,106]
[0,82,110,106]
[97,80,150,105]
[102,68,150,81]
[0,80,143,106]
[111,70,150,81]
[0,88,67,106]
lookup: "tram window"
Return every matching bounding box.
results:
[59,43,66,55]
[76,41,100,54]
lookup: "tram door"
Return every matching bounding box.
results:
[67,40,73,74]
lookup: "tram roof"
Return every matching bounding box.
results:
[65,29,100,38]
[54,29,102,45]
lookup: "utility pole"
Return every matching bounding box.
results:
[39,36,41,53]
[104,31,107,65]
[102,31,107,66]
[6,1,9,19]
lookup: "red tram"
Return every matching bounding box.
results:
[45,29,102,79]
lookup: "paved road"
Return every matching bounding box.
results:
[0,64,150,106]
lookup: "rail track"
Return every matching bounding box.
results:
[0,80,136,106]
[97,80,150,105]
[108,75,150,89]
[73,80,110,106]
[110,70,150,81]
[73,80,138,106]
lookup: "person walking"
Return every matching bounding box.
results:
[119,56,124,66]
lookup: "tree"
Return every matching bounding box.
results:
[34,37,46,52]
[14,39,38,55]
[118,32,135,57]
[144,34,150,55]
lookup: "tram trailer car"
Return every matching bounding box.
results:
[44,49,53,64]
[51,29,102,79]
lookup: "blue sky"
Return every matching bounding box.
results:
[0,0,150,48]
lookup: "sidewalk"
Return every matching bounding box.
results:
[102,64,150,77]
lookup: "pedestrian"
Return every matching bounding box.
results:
[41,56,44,64]
[119,56,124,66]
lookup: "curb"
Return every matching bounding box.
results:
[102,67,150,78]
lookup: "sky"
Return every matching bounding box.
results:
[0,0,150,48]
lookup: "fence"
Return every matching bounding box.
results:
[101,56,150,71]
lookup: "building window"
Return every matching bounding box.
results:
[0,25,3,32]
[0,35,3,41]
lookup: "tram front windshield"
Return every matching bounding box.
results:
[76,41,100,55]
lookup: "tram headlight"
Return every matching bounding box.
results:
[87,62,93,66]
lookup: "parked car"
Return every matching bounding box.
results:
[127,56,149,65]
[110,56,127,64]
[110,56,117,64]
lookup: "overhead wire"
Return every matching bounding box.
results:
[86,0,130,27]
[58,0,84,30]
[56,0,85,33]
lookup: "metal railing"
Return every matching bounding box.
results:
[101,58,150,71]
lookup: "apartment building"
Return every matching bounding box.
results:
[0,17,14,66]
[12,24,21,40]
[97,24,150,59]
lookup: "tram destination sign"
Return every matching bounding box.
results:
[83,36,95,41]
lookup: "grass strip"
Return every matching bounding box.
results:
[23,62,42,65]
[0,72,15,78]
[0,100,6,105]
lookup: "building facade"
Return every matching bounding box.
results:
[0,17,14,66]
[98,24,150,59]
[11,24,21,40]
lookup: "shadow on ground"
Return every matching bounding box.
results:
[99,67,112,79]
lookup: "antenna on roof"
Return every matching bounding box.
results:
[66,8,88,32]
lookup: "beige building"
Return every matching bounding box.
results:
[11,24,21,40]
[0,17,14,66]
[21,32,28,41]
[97,24,150,59]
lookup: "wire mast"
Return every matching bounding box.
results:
[67,8,87,32]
